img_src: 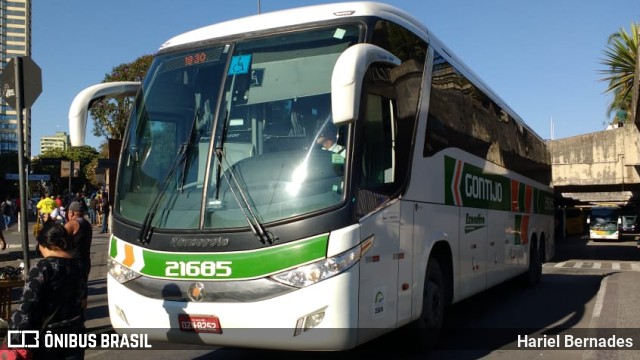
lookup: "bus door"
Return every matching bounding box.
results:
[354,85,401,337]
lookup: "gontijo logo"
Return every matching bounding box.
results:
[445,156,510,210]
[444,156,553,214]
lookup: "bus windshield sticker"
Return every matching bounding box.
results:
[333,28,346,39]
[228,54,252,75]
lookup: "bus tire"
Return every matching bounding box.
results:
[417,258,445,349]
[524,238,541,286]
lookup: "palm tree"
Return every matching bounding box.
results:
[600,23,639,125]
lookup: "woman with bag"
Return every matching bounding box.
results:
[4,222,87,359]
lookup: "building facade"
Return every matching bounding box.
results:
[40,131,69,153]
[0,0,30,157]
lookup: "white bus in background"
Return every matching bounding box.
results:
[587,206,621,240]
[69,1,554,351]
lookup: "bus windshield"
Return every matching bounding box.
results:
[588,206,620,239]
[116,24,362,231]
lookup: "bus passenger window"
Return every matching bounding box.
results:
[361,93,395,187]
[357,90,397,216]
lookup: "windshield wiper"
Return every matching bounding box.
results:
[138,109,199,245]
[138,143,189,245]
[215,148,277,245]
[211,110,276,245]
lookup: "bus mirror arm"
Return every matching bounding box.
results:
[330,44,400,125]
[68,81,141,146]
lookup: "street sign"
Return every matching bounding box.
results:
[61,160,71,177]
[5,173,50,181]
[0,56,42,109]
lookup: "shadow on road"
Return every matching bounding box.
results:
[553,235,640,262]
[183,271,603,360]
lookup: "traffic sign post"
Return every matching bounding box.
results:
[1,56,42,273]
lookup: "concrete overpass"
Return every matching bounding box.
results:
[550,124,640,206]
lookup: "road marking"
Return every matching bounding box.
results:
[545,261,640,272]
[591,275,608,319]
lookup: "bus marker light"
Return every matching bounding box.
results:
[294,307,327,336]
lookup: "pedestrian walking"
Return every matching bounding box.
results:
[88,194,96,225]
[1,196,14,230]
[0,227,6,250]
[100,191,110,234]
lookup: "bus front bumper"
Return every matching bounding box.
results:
[107,266,360,351]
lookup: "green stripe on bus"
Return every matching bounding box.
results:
[109,237,117,258]
[138,234,328,280]
[444,155,554,214]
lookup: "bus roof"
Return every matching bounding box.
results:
[157,1,543,143]
[159,2,428,51]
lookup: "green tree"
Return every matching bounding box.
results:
[32,146,100,195]
[89,54,153,141]
[600,23,639,125]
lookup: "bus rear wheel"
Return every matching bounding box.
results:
[523,239,542,286]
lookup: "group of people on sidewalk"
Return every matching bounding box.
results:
[0,199,94,359]
[35,190,110,234]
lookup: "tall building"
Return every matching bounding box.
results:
[0,0,31,157]
[40,131,69,153]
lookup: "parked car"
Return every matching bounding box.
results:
[618,214,639,237]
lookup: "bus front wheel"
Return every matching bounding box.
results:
[417,258,445,348]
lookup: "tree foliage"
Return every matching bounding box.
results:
[31,146,100,196]
[89,54,153,141]
[600,23,639,124]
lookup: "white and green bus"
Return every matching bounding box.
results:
[69,1,554,350]
[587,206,621,240]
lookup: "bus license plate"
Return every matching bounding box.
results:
[178,314,222,334]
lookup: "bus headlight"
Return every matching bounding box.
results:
[108,258,141,284]
[270,236,373,288]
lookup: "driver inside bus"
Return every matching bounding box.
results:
[316,123,344,155]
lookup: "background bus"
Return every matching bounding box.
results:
[69,2,554,351]
[555,207,587,238]
[587,206,621,240]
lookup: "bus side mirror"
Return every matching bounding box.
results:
[330,44,400,125]
[68,81,140,146]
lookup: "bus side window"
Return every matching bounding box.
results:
[357,65,398,216]
[361,93,395,187]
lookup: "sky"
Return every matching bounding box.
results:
[30,0,640,155]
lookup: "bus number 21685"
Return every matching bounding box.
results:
[165,261,232,277]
